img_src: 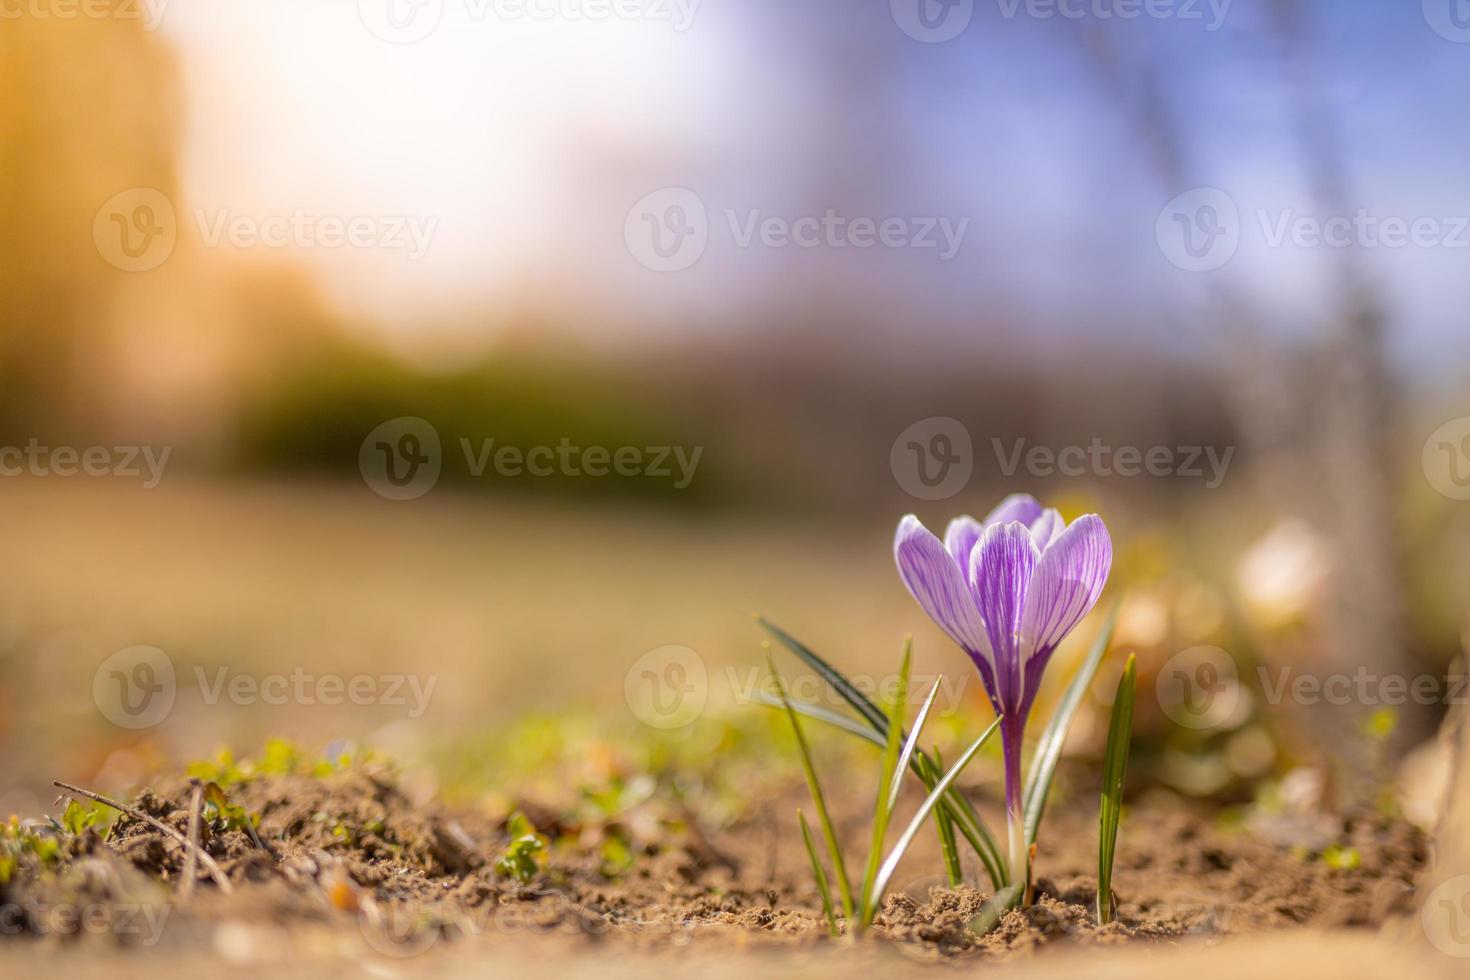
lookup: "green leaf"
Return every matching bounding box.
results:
[1096,653,1136,925]
[889,677,941,821]
[759,617,1009,888]
[495,810,548,883]
[768,653,855,918]
[859,641,913,923]
[750,693,886,748]
[967,883,1023,936]
[932,748,963,887]
[863,716,1002,928]
[1023,600,1120,846]
[798,810,840,937]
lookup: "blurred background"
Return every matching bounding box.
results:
[1,0,1468,826]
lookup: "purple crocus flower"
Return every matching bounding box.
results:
[893,494,1112,886]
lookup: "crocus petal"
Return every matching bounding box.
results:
[943,516,984,568]
[968,521,1040,711]
[894,516,993,666]
[981,493,1043,530]
[1028,508,1065,550]
[1020,514,1112,658]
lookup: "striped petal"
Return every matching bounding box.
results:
[981,493,1043,529]
[968,521,1040,712]
[1020,514,1112,658]
[943,515,984,568]
[1028,508,1065,550]
[894,516,992,666]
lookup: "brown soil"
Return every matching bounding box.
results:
[1,766,1428,962]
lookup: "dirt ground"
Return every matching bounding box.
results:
[0,757,1431,969]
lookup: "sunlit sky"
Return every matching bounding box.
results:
[161,0,1468,379]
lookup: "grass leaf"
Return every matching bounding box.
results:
[750,693,886,748]
[1097,653,1136,925]
[768,653,855,918]
[967,883,1024,936]
[759,617,1009,888]
[863,716,1002,927]
[859,639,912,922]
[1022,600,1120,846]
[932,748,963,887]
[889,678,942,820]
[798,810,840,937]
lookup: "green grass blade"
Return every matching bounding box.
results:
[759,617,1009,887]
[864,716,1001,927]
[932,748,963,887]
[1022,600,1120,846]
[751,693,886,748]
[1097,653,1136,925]
[889,678,942,819]
[858,640,912,924]
[798,810,839,937]
[754,683,1005,887]
[759,618,887,730]
[967,883,1023,936]
[768,655,854,918]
